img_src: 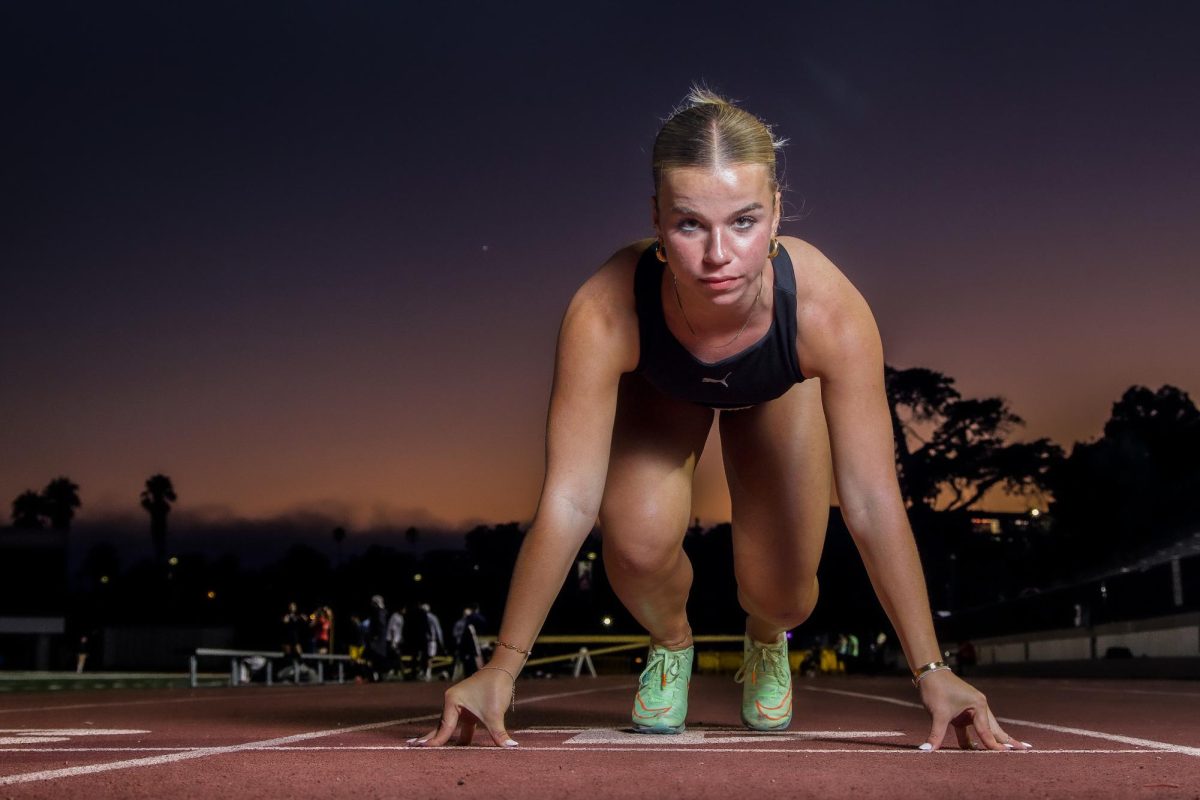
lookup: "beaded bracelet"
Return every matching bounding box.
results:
[494,639,532,657]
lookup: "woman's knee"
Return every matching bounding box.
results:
[601,534,684,579]
[739,575,819,629]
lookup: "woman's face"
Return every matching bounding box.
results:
[653,163,781,304]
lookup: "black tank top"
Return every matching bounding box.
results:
[633,242,806,410]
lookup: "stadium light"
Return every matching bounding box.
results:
[206,590,216,600]
[413,573,423,582]
[586,551,598,561]
[168,556,179,566]
[601,616,613,627]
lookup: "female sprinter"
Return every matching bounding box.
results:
[412,88,1031,752]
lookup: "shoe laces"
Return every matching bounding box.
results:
[734,641,788,686]
[641,647,684,691]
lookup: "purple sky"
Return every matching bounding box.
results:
[3,2,1198,531]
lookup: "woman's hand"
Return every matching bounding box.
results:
[917,669,1032,751]
[408,667,519,748]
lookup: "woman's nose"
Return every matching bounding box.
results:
[705,229,732,264]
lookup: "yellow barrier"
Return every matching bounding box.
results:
[478,634,767,674]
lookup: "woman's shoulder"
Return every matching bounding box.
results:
[567,238,653,323]
[779,235,865,309]
[557,239,651,370]
[781,236,878,378]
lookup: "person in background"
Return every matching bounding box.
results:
[347,615,366,661]
[279,602,311,682]
[386,605,405,678]
[75,633,90,673]
[421,603,445,681]
[402,603,428,681]
[311,606,332,656]
[451,605,485,681]
[364,595,390,682]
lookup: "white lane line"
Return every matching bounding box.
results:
[803,686,1200,757]
[259,746,1169,755]
[0,688,315,715]
[562,729,904,745]
[0,683,631,785]
[0,746,1164,755]
[988,684,1200,700]
[1,748,195,752]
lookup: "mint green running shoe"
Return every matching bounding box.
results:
[734,632,793,730]
[631,643,693,734]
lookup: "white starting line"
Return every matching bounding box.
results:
[2,682,1198,786]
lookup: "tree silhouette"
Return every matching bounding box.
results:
[140,474,177,564]
[885,365,1062,512]
[405,526,419,549]
[11,490,46,529]
[1048,385,1200,564]
[41,476,81,532]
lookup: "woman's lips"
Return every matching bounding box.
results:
[700,275,740,290]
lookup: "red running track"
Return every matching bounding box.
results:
[1,675,1198,799]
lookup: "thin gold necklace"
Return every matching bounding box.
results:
[671,271,764,349]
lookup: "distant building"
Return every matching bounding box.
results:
[968,509,1051,541]
[0,529,67,669]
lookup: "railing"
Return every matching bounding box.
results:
[192,635,749,687]
[190,648,352,688]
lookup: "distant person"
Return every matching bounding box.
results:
[281,602,307,657]
[75,634,90,674]
[843,632,861,674]
[402,603,430,681]
[361,595,389,681]
[347,615,365,660]
[311,607,332,656]
[413,88,1028,752]
[420,603,445,681]
[386,607,405,678]
[280,602,312,682]
[451,606,484,680]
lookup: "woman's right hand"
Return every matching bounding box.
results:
[408,667,519,748]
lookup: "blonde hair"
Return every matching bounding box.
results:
[652,86,786,193]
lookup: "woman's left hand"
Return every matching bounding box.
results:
[917,669,1033,751]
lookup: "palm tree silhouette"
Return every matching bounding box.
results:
[42,476,81,532]
[140,474,177,564]
[11,490,46,529]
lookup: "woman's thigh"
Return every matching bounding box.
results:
[599,374,715,564]
[719,379,833,591]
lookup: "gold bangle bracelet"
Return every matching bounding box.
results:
[911,660,951,687]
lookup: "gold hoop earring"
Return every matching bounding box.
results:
[655,240,669,263]
[768,238,780,259]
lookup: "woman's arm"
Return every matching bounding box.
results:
[415,252,639,748]
[800,243,1027,751]
[486,271,636,674]
[813,300,943,673]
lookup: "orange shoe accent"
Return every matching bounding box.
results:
[755,686,792,721]
[632,691,672,720]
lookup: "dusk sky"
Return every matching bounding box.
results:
[3,2,1198,533]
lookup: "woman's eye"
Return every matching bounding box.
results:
[677,219,700,232]
[733,216,757,230]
